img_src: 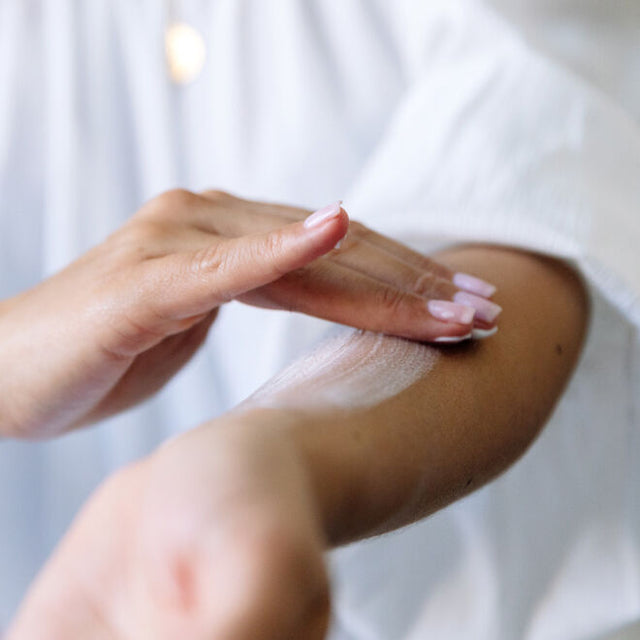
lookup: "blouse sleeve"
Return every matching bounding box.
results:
[344,0,640,327]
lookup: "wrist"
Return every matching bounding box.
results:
[151,408,330,544]
[226,406,360,546]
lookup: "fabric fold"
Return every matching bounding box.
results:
[344,0,640,327]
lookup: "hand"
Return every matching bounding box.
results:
[202,191,501,339]
[0,189,499,438]
[0,190,348,437]
[6,413,331,640]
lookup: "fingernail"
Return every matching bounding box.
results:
[454,291,502,324]
[472,326,499,340]
[428,300,476,325]
[434,333,473,343]
[304,201,343,228]
[453,272,497,298]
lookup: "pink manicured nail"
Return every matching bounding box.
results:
[453,272,497,298]
[428,300,476,325]
[454,291,502,324]
[434,333,473,344]
[304,201,343,228]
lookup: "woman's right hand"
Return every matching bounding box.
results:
[0,190,350,438]
[0,189,499,439]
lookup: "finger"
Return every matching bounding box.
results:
[348,222,498,298]
[261,205,459,281]
[192,202,501,328]
[332,234,460,300]
[143,203,349,323]
[239,260,478,343]
[195,195,498,301]
[135,189,291,242]
[258,206,499,300]
[196,191,309,237]
[168,193,500,338]
[330,235,502,329]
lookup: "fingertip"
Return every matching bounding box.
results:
[452,272,498,298]
[427,300,476,325]
[328,205,350,238]
[396,316,476,344]
[303,202,343,229]
[335,208,350,240]
[434,333,473,344]
[453,292,502,324]
[298,204,349,257]
[423,318,476,343]
[471,326,499,339]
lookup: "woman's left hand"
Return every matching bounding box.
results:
[6,413,331,640]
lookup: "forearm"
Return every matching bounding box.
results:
[241,245,589,546]
[7,245,587,638]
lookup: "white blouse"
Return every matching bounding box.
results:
[0,1,639,638]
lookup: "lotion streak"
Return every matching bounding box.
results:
[244,330,439,410]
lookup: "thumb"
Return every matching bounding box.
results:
[148,202,348,321]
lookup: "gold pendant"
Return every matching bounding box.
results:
[165,22,206,85]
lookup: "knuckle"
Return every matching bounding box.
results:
[413,272,438,297]
[191,243,226,277]
[158,188,200,209]
[261,230,286,260]
[424,258,452,280]
[141,188,202,220]
[376,285,407,315]
[189,243,237,303]
[126,219,169,244]
[250,231,289,278]
[132,188,201,223]
[200,188,234,202]
[109,220,173,262]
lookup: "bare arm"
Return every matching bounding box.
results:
[8,244,589,639]
[243,243,589,544]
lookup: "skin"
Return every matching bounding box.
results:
[7,244,589,639]
[0,189,488,440]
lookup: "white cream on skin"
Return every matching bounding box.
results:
[243,330,439,411]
